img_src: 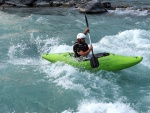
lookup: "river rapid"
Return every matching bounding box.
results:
[0,6,150,113]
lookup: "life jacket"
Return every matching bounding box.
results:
[73,42,89,57]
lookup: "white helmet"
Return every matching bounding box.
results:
[77,33,86,39]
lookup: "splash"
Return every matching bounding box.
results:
[62,101,138,113]
[40,63,92,96]
[97,29,150,53]
[40,62,121,99]
[7,43,26,60]
[93,29,150,68]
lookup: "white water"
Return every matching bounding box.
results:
[0,7,150,113]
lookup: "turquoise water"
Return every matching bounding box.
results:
[0,6,150,113]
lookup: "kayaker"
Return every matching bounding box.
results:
[73,28,93,58]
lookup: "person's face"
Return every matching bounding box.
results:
[80,38,85,43]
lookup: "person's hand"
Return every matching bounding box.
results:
[89,45,93,51]
[85,28,89,33]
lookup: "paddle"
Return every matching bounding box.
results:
[84,13,99,68]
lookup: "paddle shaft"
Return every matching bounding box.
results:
[87,33,94,55]
[84,13,99,68]
[85,13,94,56]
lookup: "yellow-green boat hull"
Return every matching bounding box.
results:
[41,52,143,71]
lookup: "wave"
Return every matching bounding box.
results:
[108,8,150,16]
[94,29,150,68]
[7,29,150,70]
[62,101,138,113]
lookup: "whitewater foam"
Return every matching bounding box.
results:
[62,101,138,113]
[108,8,149,16]
[93,29,150,68]
[1,7,150,113]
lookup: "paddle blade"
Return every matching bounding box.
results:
[85,13,89,28]
[90,56,99,68]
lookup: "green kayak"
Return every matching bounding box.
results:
[41,52,143,71]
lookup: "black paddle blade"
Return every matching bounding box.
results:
[84,13,89,28]
[90,56,99,68]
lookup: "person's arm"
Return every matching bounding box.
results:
[84,28,89,35]
[78,45,93,57]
